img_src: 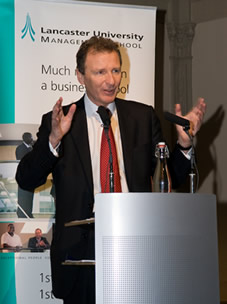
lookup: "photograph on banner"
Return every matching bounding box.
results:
[0,220,62,304]
[0,219,52,253]
[0,124,56,219]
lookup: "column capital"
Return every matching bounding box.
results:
[166,22,196,57]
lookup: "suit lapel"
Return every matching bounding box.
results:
[69,97,93,196]
[116,99,136,190]
[67,97,136,194]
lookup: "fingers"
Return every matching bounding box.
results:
[175,104,182,117]
[53,98,76,120]
[197,97,206,110]
[175,103,194,138]
[194,97,206,118]
[54,97,63,110]
[189,121,194,136]
[193,97,206,120]
[187,97,206,136]
[175,98,206,119]
[175,97,206,144]
[52,97,63,120]
[67,104,77,121]
[50,97,65,148]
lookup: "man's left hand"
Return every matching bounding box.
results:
[175,97,206,148]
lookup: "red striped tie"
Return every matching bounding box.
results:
[100,113,122,193]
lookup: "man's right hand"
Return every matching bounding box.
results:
[49,97,77,148]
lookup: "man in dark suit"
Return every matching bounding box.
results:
[16,132,34,218]
[28,228,50,252]
[16,37,206,304]
[16,132,34,160]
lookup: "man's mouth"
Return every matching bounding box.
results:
[104,88,116,95]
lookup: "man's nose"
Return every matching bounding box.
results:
[105,72,115,85]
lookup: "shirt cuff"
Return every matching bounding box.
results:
[180,148,192,160]
[49,141,61,157]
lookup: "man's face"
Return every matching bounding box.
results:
[77,50,122,107]
[8,224,15,235]
[35,229,42,238]
[26,135,33,146]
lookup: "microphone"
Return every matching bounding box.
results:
[97,106,114,192]
[164,111,197,193]
[164,111,190,127]
[97,106,110,128]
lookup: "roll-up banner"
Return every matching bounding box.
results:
[0,0,156,303]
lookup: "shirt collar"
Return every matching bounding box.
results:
[23,142,32,148]
[84,93,116,123]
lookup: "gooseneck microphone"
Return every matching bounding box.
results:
[97,106,114,192]
[97,106,111,128]
[164,110,198,193]
[164,111,190,128]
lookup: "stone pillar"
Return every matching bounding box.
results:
[166,0,196,113]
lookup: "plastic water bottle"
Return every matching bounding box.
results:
[152,142,171,193]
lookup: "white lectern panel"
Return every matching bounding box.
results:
[95,193,219,304]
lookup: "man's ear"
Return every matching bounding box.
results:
[76,68,84,85]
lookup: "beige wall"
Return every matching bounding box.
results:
[191,17,227,301]
[0,146,17,161]
[192,18,227,200]
[163,10,227,300]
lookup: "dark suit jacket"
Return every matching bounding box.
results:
[16,96,190,301]
[16,143,33,160]
[28,236,50,252]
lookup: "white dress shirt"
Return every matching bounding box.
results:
[84,94,129,195]
[49,94,129,195]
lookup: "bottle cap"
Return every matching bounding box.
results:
[157,142,166,147]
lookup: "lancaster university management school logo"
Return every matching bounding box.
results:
[21,13,35,42]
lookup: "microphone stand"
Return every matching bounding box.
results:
[103,126,114,193]
[183,125,197,193]
[97,106,115,192]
